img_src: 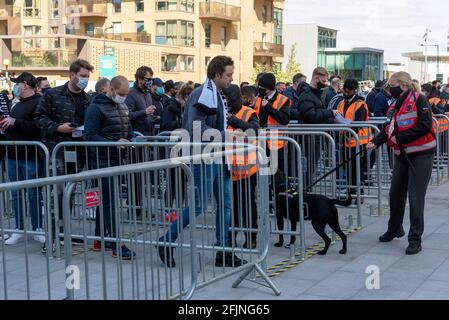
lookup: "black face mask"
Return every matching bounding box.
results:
[344,94,354,101]
[390,86,403,99]
[257,87,267,97]
[317,81,326,90]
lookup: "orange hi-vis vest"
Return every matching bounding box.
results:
[429,98,449,133]
[227,106,259,182]
[387,91,437,156]
[337,98,372,148]
[254,93,290,150]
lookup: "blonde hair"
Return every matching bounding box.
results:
[389,71,413,88]
[412,79,421,93]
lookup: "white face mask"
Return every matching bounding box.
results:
[112,94,127,104]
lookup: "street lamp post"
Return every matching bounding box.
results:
[3,59,10,80]
[103,25,113,55]
[420,43,440,80]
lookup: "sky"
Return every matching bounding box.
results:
[284,0,449,63]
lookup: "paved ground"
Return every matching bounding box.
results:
[1,179,448,300]
[192,181,449,300]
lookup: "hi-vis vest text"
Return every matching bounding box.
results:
[254,93,290,150]
[337,99,372,147]
[227,106,258,181]
[429,98,449,133]
[387,91,437,156]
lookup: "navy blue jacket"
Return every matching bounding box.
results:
[373,89,393,117]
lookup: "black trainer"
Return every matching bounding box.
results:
[379,227,406,242]
[215,252,248,268]
[406,243,422,255]
[157,244,176,268]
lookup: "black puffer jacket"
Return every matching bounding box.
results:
[295,82,335,124]
[161,98,182,132]
[34,82,90,151]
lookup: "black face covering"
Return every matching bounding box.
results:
[344,94,354,101]
[390,86,403,99]
[317,81,326,90]
[257,87,267,97]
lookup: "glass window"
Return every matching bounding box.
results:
[51,0,59,18]
[113,0,121,13]
[85,23,94,35]
[205,24,211,48]
[166,20,177,45]
[261,6,267,24]
[136,0,144,12]
[156,21,166,44]
[24,0,40,17]
[168,0,177,10]
[220,26,227,49]
[162,54,178,72]
[205,56,211,68]
[135,21,145,33]
[23,25,41,48]
[113,22,121,34]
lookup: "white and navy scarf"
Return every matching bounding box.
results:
[198,78,228,130]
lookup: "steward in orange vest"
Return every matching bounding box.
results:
[253,73,291,151]
[224,84,260,249]
[339,79,372,196]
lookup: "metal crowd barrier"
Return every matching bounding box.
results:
[1,141,282,299]
[433,115,449,185]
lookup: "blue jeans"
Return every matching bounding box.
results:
[7,159,42,230]
[164,164,232,247]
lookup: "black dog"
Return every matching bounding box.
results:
[274,190,352,255]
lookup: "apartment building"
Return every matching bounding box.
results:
[0,0,284,84]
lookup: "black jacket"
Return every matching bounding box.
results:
[161,98,182,132]
[34,82,90,151]
[4,94,41,160]
[257,91,290,127]
[125,83,154,136]
[295,82,334,124]
[373,90,435,157]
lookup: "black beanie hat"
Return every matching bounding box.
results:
[223,84,243,111]
[259,73,276,91]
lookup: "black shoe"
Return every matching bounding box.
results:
[215,252,248,268]
[112,244,136,260]
[379,227,406,242]
[157,242,176,268]
[406,243,422,255]
[41,243,46,254]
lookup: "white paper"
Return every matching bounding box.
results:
[72,126,84,138]
[335,114,352,125]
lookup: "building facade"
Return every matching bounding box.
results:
[0,0,284,84]
[402,50,449,84]
[283,23,384,82]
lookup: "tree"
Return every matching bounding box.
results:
[250,43,301,84]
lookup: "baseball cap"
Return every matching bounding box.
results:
[152,78,164,87]
[10,72,38,88]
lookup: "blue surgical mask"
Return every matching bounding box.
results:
[156,86,164,96]
[76,76,89,90]
[12,84,21,98]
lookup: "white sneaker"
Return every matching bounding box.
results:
[5,232,24,245]
[34,229,46,244]
[0,233,10,241]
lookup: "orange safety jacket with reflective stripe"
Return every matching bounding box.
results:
[254,93,290,150]
[429,98,449,133]
[337,98,372,147]
[227,106,259,181]
[386,91,437,156]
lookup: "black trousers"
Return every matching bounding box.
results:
[388,153,434,244]
[232,174,258,241]
[342,147,368,195]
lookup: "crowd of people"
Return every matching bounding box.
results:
[0,55,447,263]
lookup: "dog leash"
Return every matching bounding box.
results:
[305,148,366,192]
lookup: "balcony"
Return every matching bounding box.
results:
[11,50,78,68]
[67,1,108,19]
[199,1,241,22]
[253,42,284,57]
[70,30,152,44]
[0,5,21,19]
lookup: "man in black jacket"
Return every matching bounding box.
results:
[34,59,93,252]
[0,72,45,245]
[84,75,136,260]
[125,66,157,136]
[295,67,340,188]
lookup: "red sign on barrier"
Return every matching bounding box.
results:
[86,190,101,209]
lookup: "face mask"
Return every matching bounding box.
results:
[317,81,326,90]
[41,87,51,94]
[156,87,164,96]
[12,84,21,98]
[75,76,89,90]
[257,87,267,97]
[344,94,354,101]
[390,86,403,99]
[112,94,127,104]
[143,79,153,92]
